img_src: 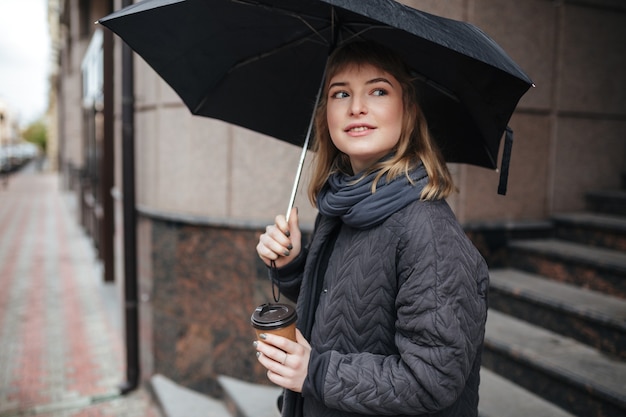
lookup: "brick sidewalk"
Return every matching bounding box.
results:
[0,167,162,417]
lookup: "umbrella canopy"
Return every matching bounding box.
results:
[98,0,533,185]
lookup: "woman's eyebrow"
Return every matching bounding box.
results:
[366,77,393,86]
[328,81,348,90]
[328,77,393,90]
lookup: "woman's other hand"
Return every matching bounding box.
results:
[254,329,311,393]
[256,207,301,268]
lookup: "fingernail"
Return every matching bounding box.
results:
[256,352,261,358]
[283,250,290,256]
[287,244,293,250]
[259,333,267,340]
[252,341,258,348]
[285,231,291,237]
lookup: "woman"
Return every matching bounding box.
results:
[255,41,489,417]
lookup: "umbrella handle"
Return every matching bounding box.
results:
[285,66,327,222]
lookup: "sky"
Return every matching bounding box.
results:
[0,0,51,127]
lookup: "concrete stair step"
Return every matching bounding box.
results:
[210,369,579,417]
[585,189,626,217]
[478,368,576,417]
[213,368,578,417]
[508,238,626,299]
[218,375,281,417]
[552,212,626,251]
[483,310,626,417]
[489,268,626,359]
[464,220,553,268]
[147,369,591,417]
[151,374,230,417]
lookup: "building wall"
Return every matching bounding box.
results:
[58,0,87,183]
[131,0,624,394]
[128,0,626,225]
[457,0,626,221]
[136,214,273,394]
[47,0,63,172]
[57,0,626,396]
[0,100,19,147]
[132,55,319,227]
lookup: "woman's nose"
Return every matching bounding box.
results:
[349,96,367,115]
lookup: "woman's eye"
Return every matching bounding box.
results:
[331,91,349,99]
[372,88,388,96]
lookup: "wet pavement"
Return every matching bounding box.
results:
[0,164,162,417]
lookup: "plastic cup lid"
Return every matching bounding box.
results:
[251,303,297,330]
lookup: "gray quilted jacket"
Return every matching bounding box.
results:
[276,198,489,417]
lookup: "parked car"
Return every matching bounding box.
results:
[0,143,39,173]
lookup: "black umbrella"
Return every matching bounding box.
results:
[98,0,533,209]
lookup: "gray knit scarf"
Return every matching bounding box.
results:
[317,163,428,229]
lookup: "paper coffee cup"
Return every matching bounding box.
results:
[251,303,297,342]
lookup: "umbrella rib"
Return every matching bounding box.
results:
[227,30,330,74]
[337,24,392,44]
[231,0,330,44]
[192,24,331,114]
[227,1,412,72]
[227,25,399,75]
[411,72,460,102]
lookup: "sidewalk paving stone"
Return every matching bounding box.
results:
[0,166,163,417]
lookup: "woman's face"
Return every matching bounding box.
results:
[326,63,404,174]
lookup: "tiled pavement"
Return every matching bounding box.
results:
[0,165,163,417]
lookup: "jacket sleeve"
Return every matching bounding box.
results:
[270,213,324,302]
[305,202,489,415]
[269,247,307,303]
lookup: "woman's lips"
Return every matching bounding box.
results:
[345,124,375,133]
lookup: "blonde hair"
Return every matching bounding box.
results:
[308,41,455,206]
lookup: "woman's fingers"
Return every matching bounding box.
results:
[286,207,302,253]
[294,328,309,348]
[256,210,302,267]
[254,336,296,378]
[254,332,310,393]
[274,214,290,237]
[256,226,292,267]
[257,229,290,260]
[255,333,296,358]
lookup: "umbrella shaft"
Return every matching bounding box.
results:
[285,66,327,222]
[286,137,309,222]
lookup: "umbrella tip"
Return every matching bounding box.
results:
[531,83,536,88]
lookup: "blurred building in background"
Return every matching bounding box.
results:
[48,0,626,410]
[0,99,19,147]
[47,0,62,172]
